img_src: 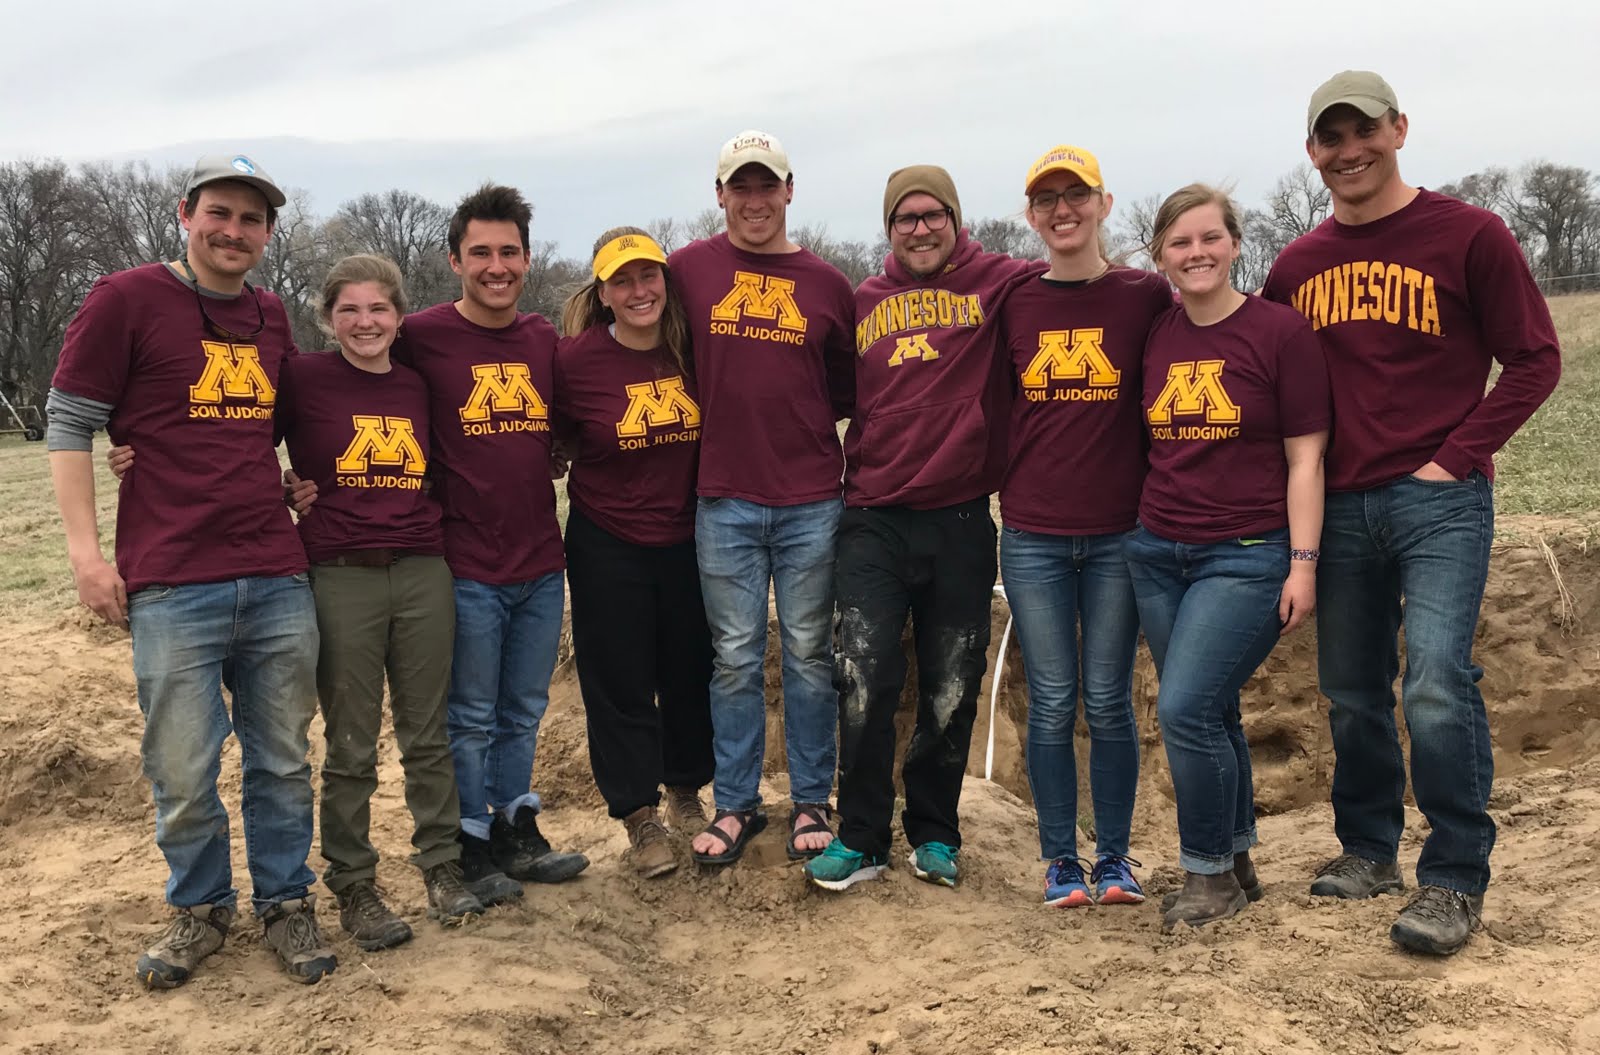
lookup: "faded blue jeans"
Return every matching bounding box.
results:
[447,573,564,839]
[128,574,319,914]
[695,495,841,811]
[1318,472,1496,894]
[1000,527,1141,862]
[1125,526,1288,874]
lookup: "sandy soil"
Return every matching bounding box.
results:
[3,522,1599,1055]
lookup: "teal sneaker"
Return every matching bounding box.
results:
[908,842,959,887]
[805,840,888,891]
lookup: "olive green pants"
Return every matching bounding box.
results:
[310,556,460,891]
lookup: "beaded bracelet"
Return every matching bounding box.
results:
[1290,548,1320,562]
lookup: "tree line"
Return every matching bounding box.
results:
[1,157,1595,407]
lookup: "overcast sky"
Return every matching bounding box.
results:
[4,0,1598,257]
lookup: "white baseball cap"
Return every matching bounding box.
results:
[716,130,791,184]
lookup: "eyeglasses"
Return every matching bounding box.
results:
[180,260,266,342]
[890,208,952,235]
[1028,185,1097,213]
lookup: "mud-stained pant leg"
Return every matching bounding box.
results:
[833,507,912,860]
[900,500,996,852]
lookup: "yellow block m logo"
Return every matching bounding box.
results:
[887,334,939,367]
[710,271,806,331]
[616,377,701,438]
[189,341,275,405]
[1147,360,1241,425]
[460,364,548,422]
[336,415,426,474]
[1020,328,1119,388]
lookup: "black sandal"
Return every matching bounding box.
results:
[786,803,835,861]
[691,808,768,866]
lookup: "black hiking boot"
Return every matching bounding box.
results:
[1390,886,1483,956]
[491,804,590,883]
[459,831,524,907]
[1310,853,1404,899]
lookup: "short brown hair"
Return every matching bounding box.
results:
[1147,183,1243,263]
[317,254,408,338]
[448,183,532,258]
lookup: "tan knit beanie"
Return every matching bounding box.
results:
[883,165,962,233]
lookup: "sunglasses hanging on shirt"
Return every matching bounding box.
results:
[178,259,266,342]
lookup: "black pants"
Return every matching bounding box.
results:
[565,507,716,819]
[834,499,996,858]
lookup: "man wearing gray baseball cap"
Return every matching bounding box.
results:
[1263,72,1561,956]
[47,151,336,986]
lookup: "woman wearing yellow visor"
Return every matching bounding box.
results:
[555,228,714,878]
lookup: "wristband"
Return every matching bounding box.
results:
[1290,548,1320,562]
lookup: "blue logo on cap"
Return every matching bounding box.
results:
[231,156,256,175]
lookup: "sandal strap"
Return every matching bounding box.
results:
[699,808,757,853]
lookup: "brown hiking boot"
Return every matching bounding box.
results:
[423,859,485,925]
[261,895,338,984]
[335,881,413,951]
[663,785,707,831]
[623,806,678,879]
[1162,871,1249,932]
[135,903,234,989]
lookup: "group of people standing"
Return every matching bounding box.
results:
[46,68,1559,991]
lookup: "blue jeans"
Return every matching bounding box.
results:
[695,496,841,810]
[128,574,319,914]
[1125,526,1287,874]
[1318,472,1495,894]
[1000,527,1140,861]
[447,573,564,839]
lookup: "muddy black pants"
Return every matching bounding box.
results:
[566,508,716,819]
[834,499,997,858]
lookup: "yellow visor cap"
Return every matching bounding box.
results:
[593,234,668,282]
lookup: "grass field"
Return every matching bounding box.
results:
[2,291,1595,623]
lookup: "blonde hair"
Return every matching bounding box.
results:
[560,225,692,376]
[317,254,408,338]
[1146,184,1243,265]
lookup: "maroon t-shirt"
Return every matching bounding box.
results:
[276,351,444,564]
[393,302,563,585]
[1262,189,1560,491]
[668,234,855,505]
[1138,297,1331,544]
[51,263,305,592]
[1000,267,1174,535]
[554,326,700,547]
[846,232,1042,508]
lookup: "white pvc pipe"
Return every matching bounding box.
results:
[986,582,1013,782]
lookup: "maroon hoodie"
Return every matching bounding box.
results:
[844,231,1044,508]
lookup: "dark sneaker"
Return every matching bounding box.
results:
[335,881,413,951]
[491,805,590,884]
[261,895,337,985]
[1310,853,1404,899]
[135,903,234,989]
[1390,886,1483,956]
[459,831,525,907]
[623,806,678,879]
[663,785,708,830]
[1162,871,1249,932]
[423,860,485,924]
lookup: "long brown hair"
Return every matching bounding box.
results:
[560,225,692,377]
[1146,184,1244,267]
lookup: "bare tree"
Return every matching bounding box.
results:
[967,216,1046,260]
[1108,193,1162,268]
[326,189,455,309]
[253,190,332,351]
[1501,162,1598,282]
[684,207,725,242]
[646,216,682,254]
[0,160,97,403]
[78,161,187,274]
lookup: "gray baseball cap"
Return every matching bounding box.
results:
[183,153,286,208]
[1306,71,1399,136]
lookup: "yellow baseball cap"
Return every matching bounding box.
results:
[1025,145,1104,194]
[592,233,668,282]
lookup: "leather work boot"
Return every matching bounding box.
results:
[623,806,678,879]
[261,895,338,984]
[135,903,235,989]
[663,785,708,830]
[1163,851,1263,911]
[1390,886,1484,956]
[423,859,486,924]
[335,881,413,951]
[459,831,525,907]
[1310,853,1404,899]
[1162,871,1249,932]
[491,804,590,883]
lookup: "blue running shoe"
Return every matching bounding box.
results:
[1091,854,1146,905]
[805,840,888,891]
[908,842,959,887]
[1043,857,1094,908]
